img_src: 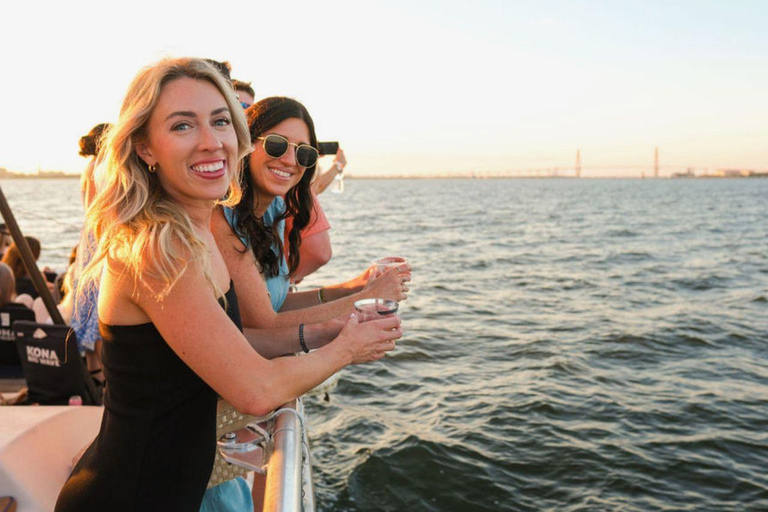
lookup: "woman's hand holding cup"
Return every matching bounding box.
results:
[363,256,411,302]
[370,256,410,279]
[363,267,410,302]
[336,312,402,364]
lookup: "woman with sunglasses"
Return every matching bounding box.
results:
[208,97,409,510]
[54,58,401,512]
[212,97,410,335]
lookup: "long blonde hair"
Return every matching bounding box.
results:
[78,57,251,302]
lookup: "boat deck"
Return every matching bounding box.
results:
[0,406,103,512]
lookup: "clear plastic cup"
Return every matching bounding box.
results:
[353,298,399,322]
[371,256,409,277]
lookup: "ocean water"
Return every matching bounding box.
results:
[1,177,766,511]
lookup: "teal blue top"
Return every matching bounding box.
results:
[199,478,252,512]
[222,197,290,311]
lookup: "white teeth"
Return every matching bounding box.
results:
[191,161,224,173]
[270,167,291,178]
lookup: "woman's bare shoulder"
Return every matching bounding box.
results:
[211,207,246,249]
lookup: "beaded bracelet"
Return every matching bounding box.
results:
[299,323,309,353]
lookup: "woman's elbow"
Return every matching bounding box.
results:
[240,402,276,419]
[303,243,332,272]
[315,245,332,266]
[234,384,282,418]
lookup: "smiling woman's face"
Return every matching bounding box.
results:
[248,117,311,204]
[138,77,238,209]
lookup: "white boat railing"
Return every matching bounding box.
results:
[0,406,104,512]
[263,398,315,512]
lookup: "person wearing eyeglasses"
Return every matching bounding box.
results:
[232,79,255,109]
[208,95,410,511]
[213,96,409,328]
[230,75,337,286]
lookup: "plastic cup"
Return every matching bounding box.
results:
[353,298,399,322]
[371,256,408,277]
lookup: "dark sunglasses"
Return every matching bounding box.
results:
[257,134,318,168]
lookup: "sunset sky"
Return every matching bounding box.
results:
[1,0,766,177]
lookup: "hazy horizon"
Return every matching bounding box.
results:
[2,0,766,177]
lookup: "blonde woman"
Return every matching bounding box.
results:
[55,57,401,512]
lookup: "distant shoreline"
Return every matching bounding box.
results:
[347,174,768,180]
[0,172,79,180]
[0,172,766,181]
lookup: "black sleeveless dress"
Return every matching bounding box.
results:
[55,284,242,512]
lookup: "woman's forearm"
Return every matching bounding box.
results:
[280,281,357,312]
[274,288,375,326]
[275,266,407,326]
[242,321,338,359]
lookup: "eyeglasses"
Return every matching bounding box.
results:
[256,134,318,168]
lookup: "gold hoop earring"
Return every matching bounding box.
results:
[148,164,157,173]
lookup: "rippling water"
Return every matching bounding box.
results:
[2,178,766,511]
